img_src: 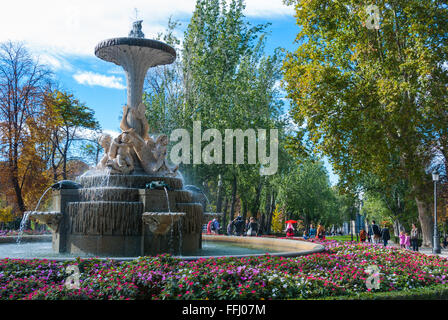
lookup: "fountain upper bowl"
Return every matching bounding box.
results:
[95,37,176,67]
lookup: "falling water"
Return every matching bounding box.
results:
[163,187,171,213]
[17,186,52,244]
[96,168,111,200]
[202,192,210,213]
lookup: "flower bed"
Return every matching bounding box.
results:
[1,239,448,300]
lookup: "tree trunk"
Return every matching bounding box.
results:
[260,213,266,234]
[222,197,229,231]
[11,167,26,213]
[393,219,401,237]
[216,175,223,213]
[251,179,263,218]
[229,174,237,221]
[267,191,276,234]
[241,199,247,220]
[415,197,433,247]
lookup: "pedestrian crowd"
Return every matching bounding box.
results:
[358,221,420,251]
[225,216,260,236]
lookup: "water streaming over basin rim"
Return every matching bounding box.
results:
[0,236,324,260]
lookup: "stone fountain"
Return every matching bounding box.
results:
[27,21,215,256]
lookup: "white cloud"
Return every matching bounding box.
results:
[0,0,292,57]
[37,51,74,72]
[73,71,126,89]
[102,129,121,139]
[245,0,294,16]
[76,127,121,140]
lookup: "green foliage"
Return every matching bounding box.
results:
[277,160,342,226]
[43,89,100,179]
[271,204,284,233]
[144,0,286,226]
[0,207,14,223]
[282,0,448,243]
[326,283,448,300]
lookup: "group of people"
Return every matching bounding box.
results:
[206,218,220,234]
[359,221,420,251]
[302,224,326,240]
[226,216,259,237]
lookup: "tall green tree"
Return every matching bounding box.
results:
[277,160,341,228]
[144,0,285,228]
[283,0,448,245]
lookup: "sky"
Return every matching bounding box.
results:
[0,0,339,185]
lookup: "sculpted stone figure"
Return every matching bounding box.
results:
[107,132,134,174]
[124,129,158,173]
[153,134,178,175]
[123,130,177,175]
[120,104,150,142]
[97,134,112,169]
[96,102,178,175]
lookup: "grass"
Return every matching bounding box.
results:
[326,235,354,242]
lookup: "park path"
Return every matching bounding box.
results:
[385,240,448,258]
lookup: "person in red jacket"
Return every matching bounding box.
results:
[206,220,213,234]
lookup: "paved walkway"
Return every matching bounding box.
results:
[387,241,448,258]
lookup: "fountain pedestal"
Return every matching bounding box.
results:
[35,173,205,256]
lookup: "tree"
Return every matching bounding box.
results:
[277,160,341,228]
[42,89,99,181]
[144,0,285,228]
[143,17,184,136]
[283,0,448,246]
[271,204,284,233]
[0,41,51,213]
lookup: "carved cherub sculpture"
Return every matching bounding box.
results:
[96,133,112,169]
[106,132,134,174]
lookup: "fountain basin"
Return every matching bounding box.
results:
[27,211,63,231]
[200,235,325,258]
[0,235,324,260]
[0,235,51,244]
[142,212,185,235]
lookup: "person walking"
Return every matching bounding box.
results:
[316,224,325,240]
[226,220,234,236]
[234,216,245,236]
[367,223,373,242]
[405,232,411,250]
[206,220,213,234]
[211,218,220,234]
[381,225,390,247]
[309,224,316,238]
[285,222,295,238]
[371,221,381,244]
[359,229,367,242]
[399,231,406,249]
[246,217,258,236]
[244,219,250,236]
[410,224,419,251]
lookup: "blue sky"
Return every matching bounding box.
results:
[0,0,338,184]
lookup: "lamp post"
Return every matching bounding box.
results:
[432,171,441,254]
